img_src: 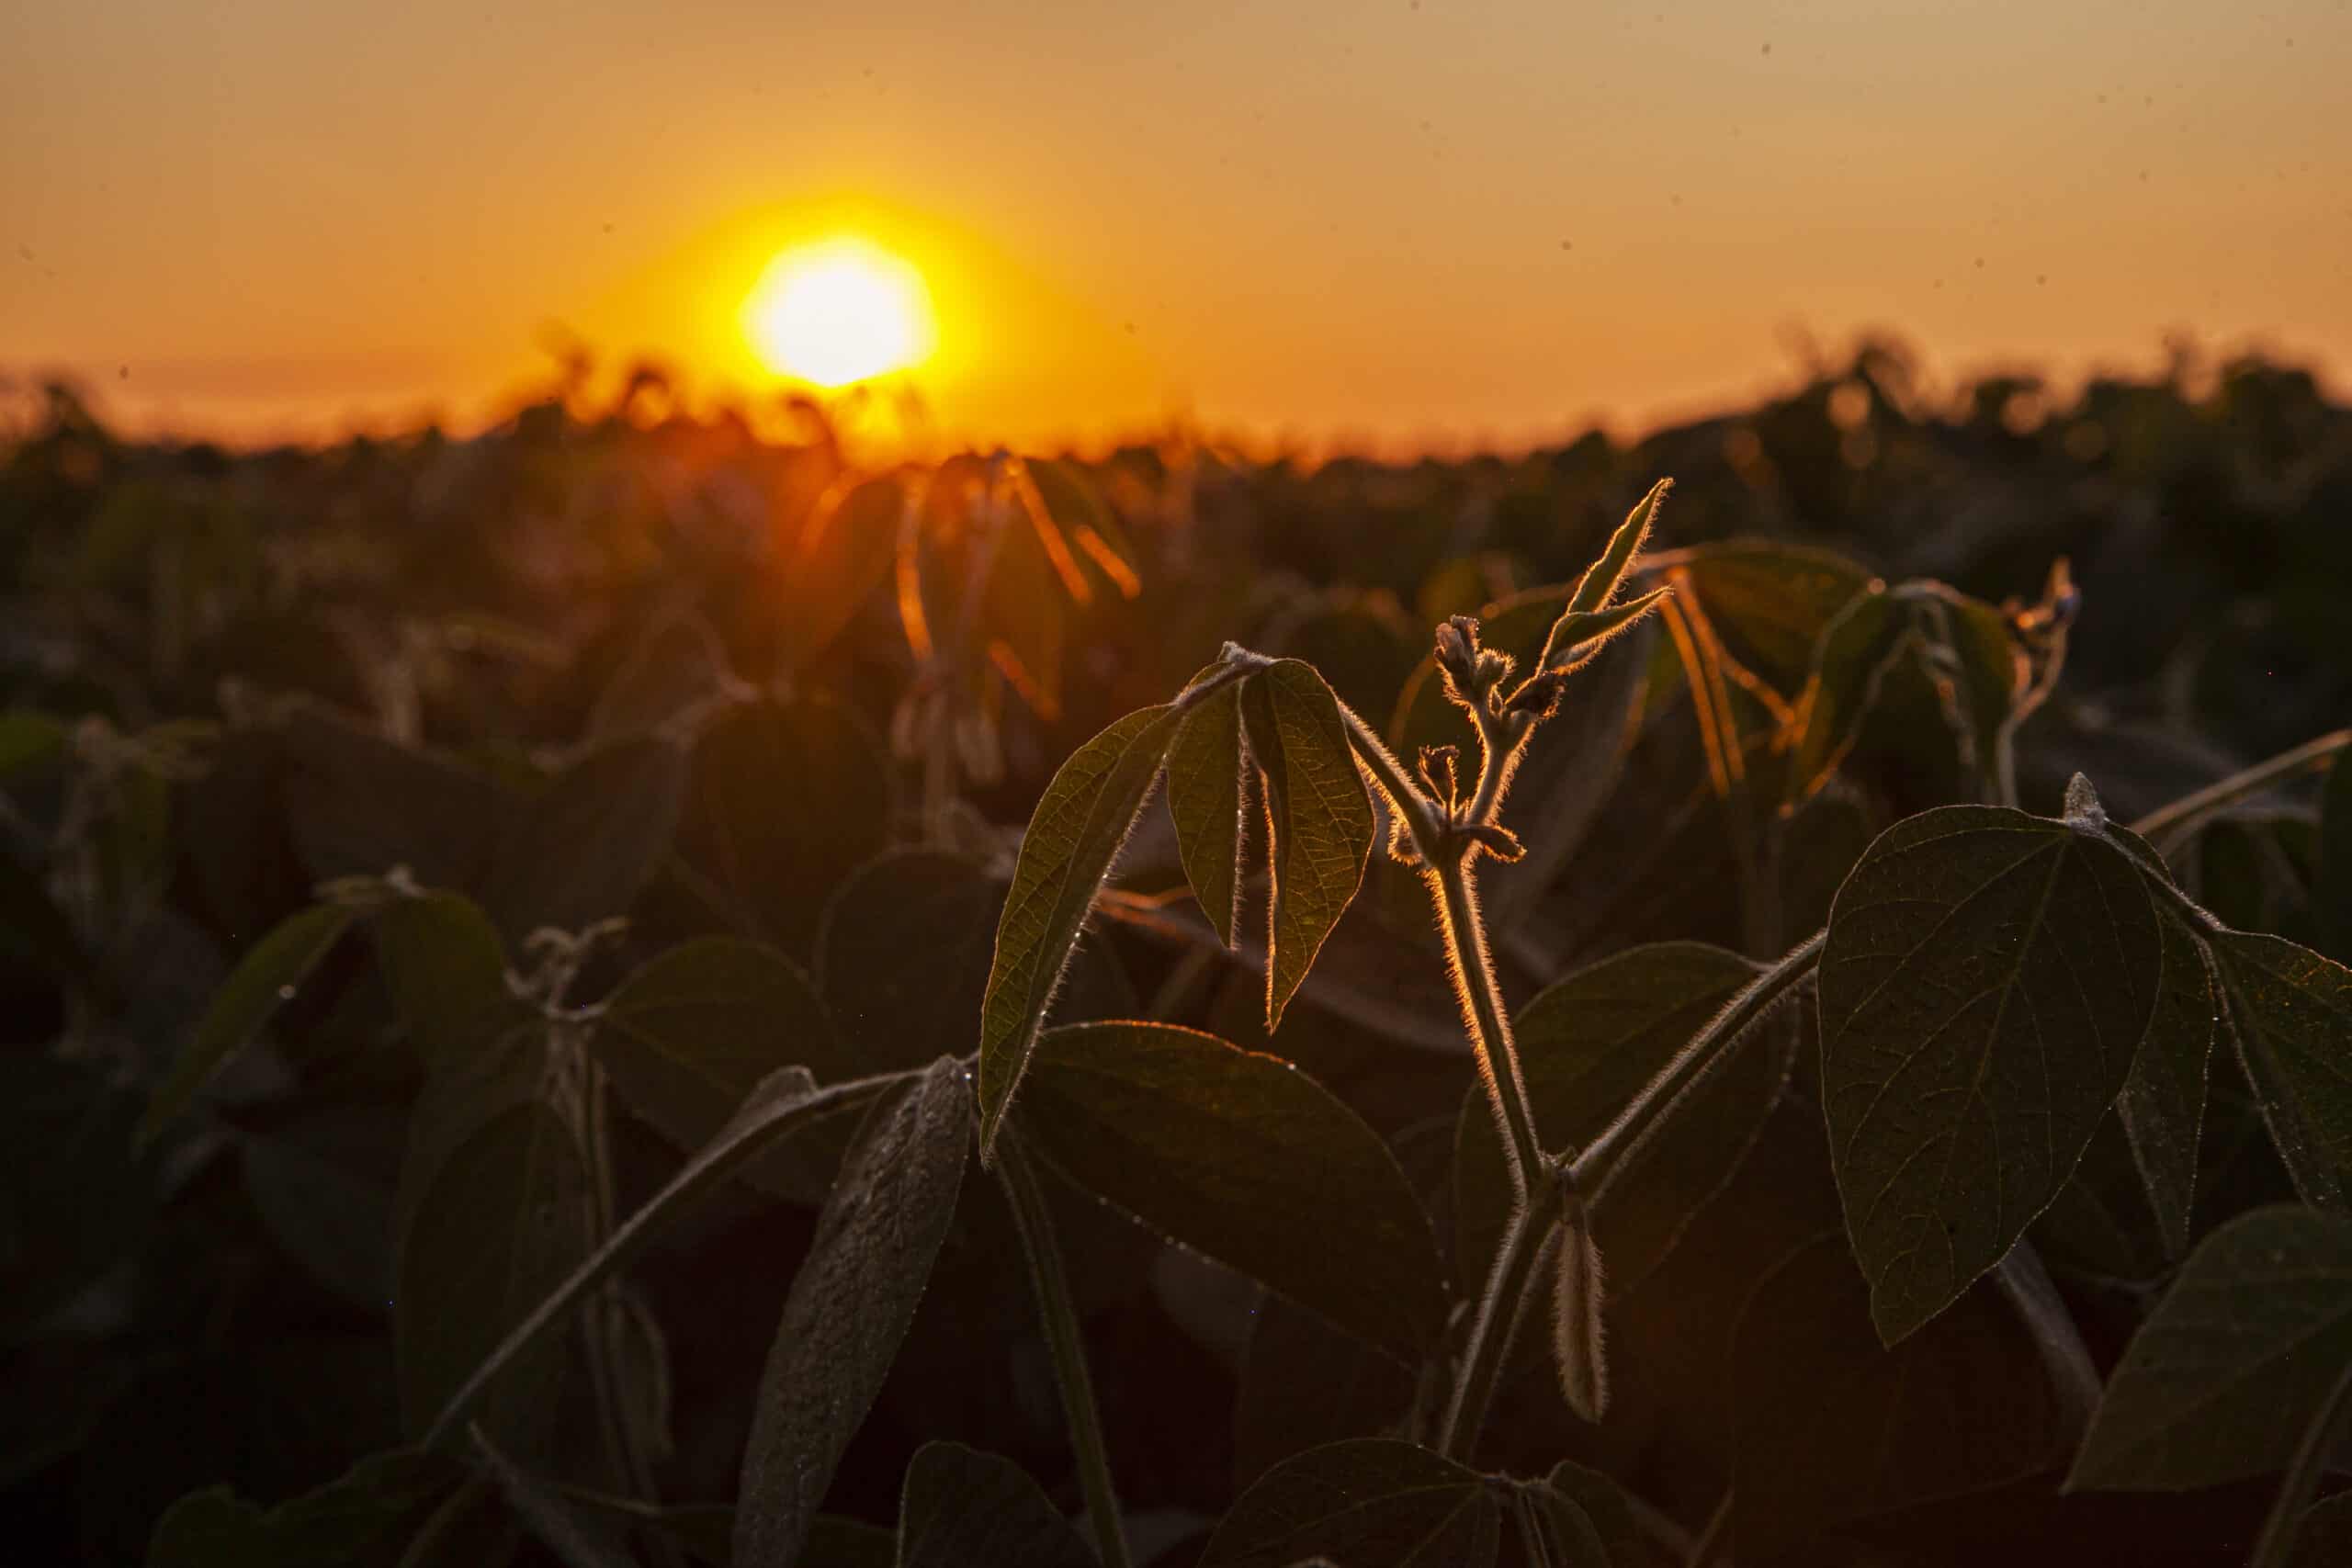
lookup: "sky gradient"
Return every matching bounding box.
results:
[6,0,2348,450]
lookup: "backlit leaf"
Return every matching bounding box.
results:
[1020,1021,1448,1362]
[779,474,905,675]
[1197,1439,1502,1568]
[977,703,1179,1157]
[1166,676,1246,947]
[2212,932,2352,1209]
[141,902,356,1144]
[1785,585,1907,803]
[1820,806,2161,1342]
[2068,1205,2352,1491]
[735,1058,971,1568]
[895,1441,1093,1568]
[1659,539,1876,693]
[1239,660,1374,1030]
[2117,908,2222,1256]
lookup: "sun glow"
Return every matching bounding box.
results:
[742,237,935,388]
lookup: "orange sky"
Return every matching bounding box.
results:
[6,0,2348,451]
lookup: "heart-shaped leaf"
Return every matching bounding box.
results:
[141,902,356,1145]
[735,1057,971,1568]
[1820,806,2161,1342]
[1166,676,1246,947]
[2212,933,2352,1210]
[2068,1205,2352,1491]
[2116,908,2222,1256]
[895,1442,1093,1568]
[1198,1439,1503,1568]
[593,938,847,1153]
[1239,660,1374,1031]
[1019,1021,1447,1361]
[978,703,1179,1158]
[1734,1235,2093,1560]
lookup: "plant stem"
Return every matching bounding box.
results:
[1573,930,1825,1192]
[996,1131,1133,1568]
[1433,1177,1562,1460]
[1431,853,1545,1199]
[2129,728,2350,847]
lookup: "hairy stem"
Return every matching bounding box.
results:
[996,1131,1133,1568]
[1434,1177,1563,1461]
[1432,853,1545,1199]
[2129,728,2349,847]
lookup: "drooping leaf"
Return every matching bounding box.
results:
[372,890,520,1072]
[1820,806,2161,1342]
[481,737,685,942]
[2117,909,2223,1256]
[735,1058,971,1568]
[593,938,847,1155]
[394,1069,592,1449]
[1733,1235,2092,1561]
[144,1449,460,1568]
[895,1441,1094,1568]
[1167,676,1247,947]
[2068,1205,2352,1491]
[1785,585,1907,803]
[679,694,892,951]
[424,1066,911,1446]
[1197,1438,1503,1568]
[141,902,356,1144]
[1019,1021,1448,1362]
[1656,538,1877,694]
[977,704,1179,1157]
[2212,932,2352,1210]
[1455,942,1784,1295]
[1239,660,1374,1031]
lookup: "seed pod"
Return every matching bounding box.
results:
[1549,1180,1609,1423]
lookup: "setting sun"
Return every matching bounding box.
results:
[741,237,935,389]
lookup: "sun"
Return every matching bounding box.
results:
[742,237,935,388]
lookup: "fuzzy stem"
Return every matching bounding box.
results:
[996,1131,1133,1568]
[1434,1177,1563,1461]
[1432,853,1546,1200]
[2128,728,2350,847]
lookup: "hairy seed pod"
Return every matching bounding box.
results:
[1550,1183,1608,1423]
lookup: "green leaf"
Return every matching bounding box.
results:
[394,1071,592,1448]
[1197,1438,1502,1568]
[1658,538,1877,693]
[1733,1235,2093,1560]
[424,1065,910,1446]
[895,1442,1093,1568]
[145,1450,460,1568]
[977,704,1179,1158]
[1820,806,2161,1343]
[1167,676,1246,947]
[1020,1021,1449,1362]
[593,938,846,1155]
[1239,660,1374,1031]
[482,737,685,942]
[1561,479,1669,617]
[2068,1205,2352,1491]
[373,891,518,1072]
[735,1058,971,1568]
[2212,933,2352,1210]
[680,694,892,951]
[1785,585,1908,803]
[2116,909,2222,1256]
[141,902,356,1145]
[1455,942,1784,1296]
